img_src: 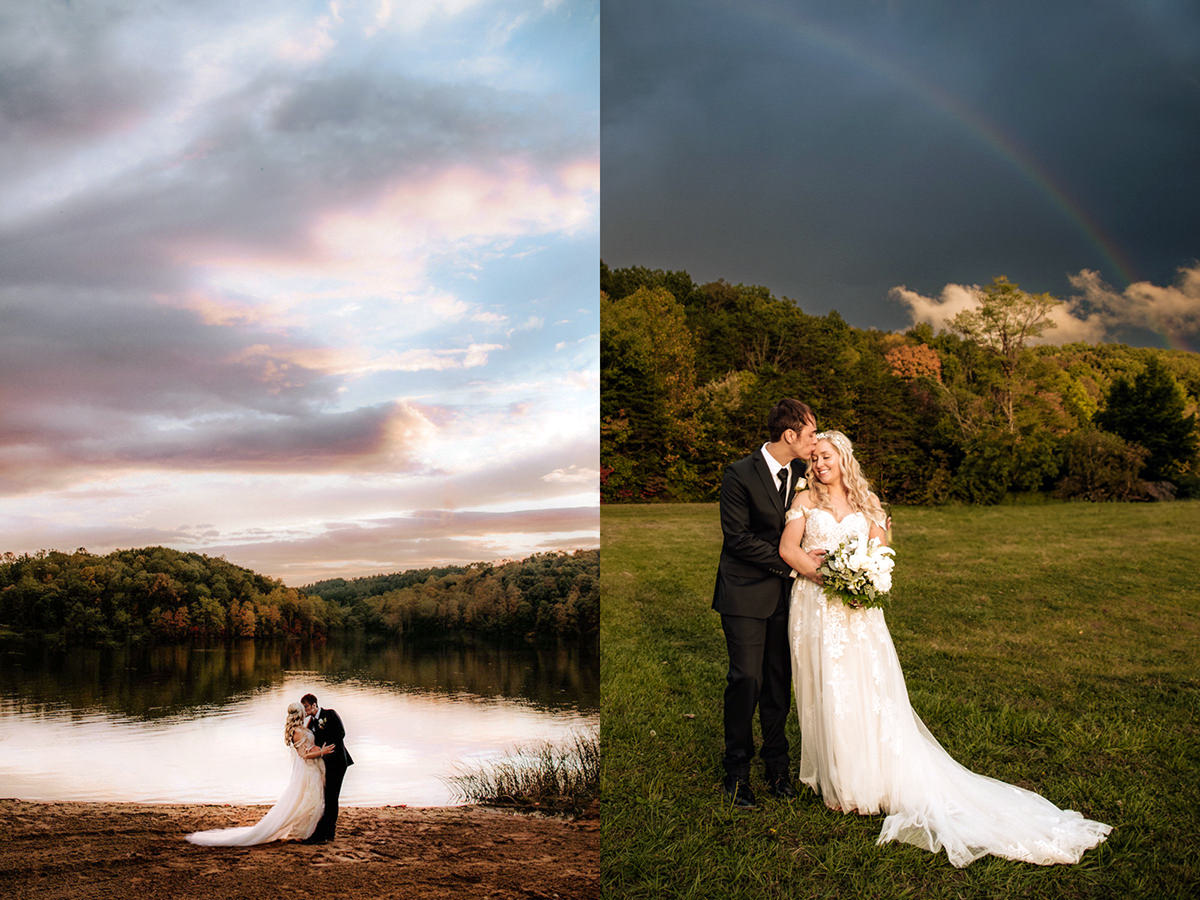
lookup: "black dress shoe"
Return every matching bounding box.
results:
[722,775,757,808]
[765,773,799,799]
[300,835,328,845]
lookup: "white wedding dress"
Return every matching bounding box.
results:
[788,506,1111,867]
[186,727,325,846]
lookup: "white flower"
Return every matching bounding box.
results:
[846,536,870,572]
[819,534,896,608]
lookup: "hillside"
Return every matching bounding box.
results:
[0,546,598,645]
[601,263,1199,504]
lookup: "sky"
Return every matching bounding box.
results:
[0,0,599,585]
[602,0,1200,351]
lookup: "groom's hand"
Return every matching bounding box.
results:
[807,549,826,585]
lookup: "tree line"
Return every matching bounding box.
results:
[0,546,598,646]
[601,263,1199,505]
[302,550,599,641]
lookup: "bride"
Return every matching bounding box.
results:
[186,702,331,846]
[780,430,1111,867]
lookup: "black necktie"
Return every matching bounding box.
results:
[777,468,789,505]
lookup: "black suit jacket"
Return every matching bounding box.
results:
[310,708,354,771]
[712,451,804,618]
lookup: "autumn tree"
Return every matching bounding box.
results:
[885,342,943,382]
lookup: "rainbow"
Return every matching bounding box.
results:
[727,0,1139,288]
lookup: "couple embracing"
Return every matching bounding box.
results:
[187,693,354,847]
[713,399,1111,867]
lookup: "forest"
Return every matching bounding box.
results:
[0,546,598,646]
[304,549,599,641]
[601,263,1200,505]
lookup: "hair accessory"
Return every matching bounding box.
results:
[815,430,852,454]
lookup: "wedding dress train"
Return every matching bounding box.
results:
[186,727,325,846]
[788,506,1111,867]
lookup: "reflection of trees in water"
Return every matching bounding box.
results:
[364,639,599,711]
[0,635,598,719]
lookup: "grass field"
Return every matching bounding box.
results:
[601,502,1200,899]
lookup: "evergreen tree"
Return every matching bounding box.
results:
[1094,356,1197,483]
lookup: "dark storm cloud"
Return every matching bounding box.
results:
[0,285,431,491]
[267,69,591,168]
[103,402,415,469]
[0,65,592,291]
[602,0,1200,337]
[0,51,153,151]
[0,287,336,415]
[0,400,426,494]
[0,1,171,158]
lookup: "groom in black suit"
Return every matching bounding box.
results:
[713,398,821,807]
[301,692,354,843]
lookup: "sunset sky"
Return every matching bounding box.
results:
[0,0,599,584]
[603,0,1199,351]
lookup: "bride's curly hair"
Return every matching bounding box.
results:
[284,702,305,746]
[806,430,887,529]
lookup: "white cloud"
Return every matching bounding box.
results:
[361,344,505,373]
[542,465,598,485]
[507,315,546,336]
[1068,264,1200,340]
[472,310,508,324]
[889,282,982,334]
[893,262,1200,346]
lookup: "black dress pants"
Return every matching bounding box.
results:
[314,761,347,839]
[721,596,791,778]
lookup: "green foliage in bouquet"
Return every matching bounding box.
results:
[816,535,895,609]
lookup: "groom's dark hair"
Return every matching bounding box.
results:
[301,693,318,705]
[767,399,815,441]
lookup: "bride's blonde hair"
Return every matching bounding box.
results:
[284,702,305,746]
[806,430,886,529]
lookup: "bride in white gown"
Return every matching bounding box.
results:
[780,430,1111,867]
[186,702,328,846]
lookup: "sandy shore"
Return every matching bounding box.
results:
[0,800,598,900]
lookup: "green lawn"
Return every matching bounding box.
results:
[601,502,1200,899]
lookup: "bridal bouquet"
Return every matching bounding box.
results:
[817,534,895,609]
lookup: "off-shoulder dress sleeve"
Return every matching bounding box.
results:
[785,505,811,523]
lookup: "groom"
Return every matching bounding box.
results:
[301,692,354,843]
[712,398,820,808]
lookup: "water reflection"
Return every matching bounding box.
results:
[0,637,597,806]
[0,635,599,717]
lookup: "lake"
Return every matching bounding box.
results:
[0,635,598,807]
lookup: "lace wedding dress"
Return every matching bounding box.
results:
[186,727,325,846]
[788,506,1111,867]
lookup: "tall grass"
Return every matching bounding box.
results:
[449,729,599,817]
[601,502,1200,899]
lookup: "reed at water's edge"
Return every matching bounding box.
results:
[449,729,600,818]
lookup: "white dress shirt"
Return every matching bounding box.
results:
[762,443,798,579]
[761,442,791,498]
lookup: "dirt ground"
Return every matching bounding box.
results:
[0,800,598,900]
